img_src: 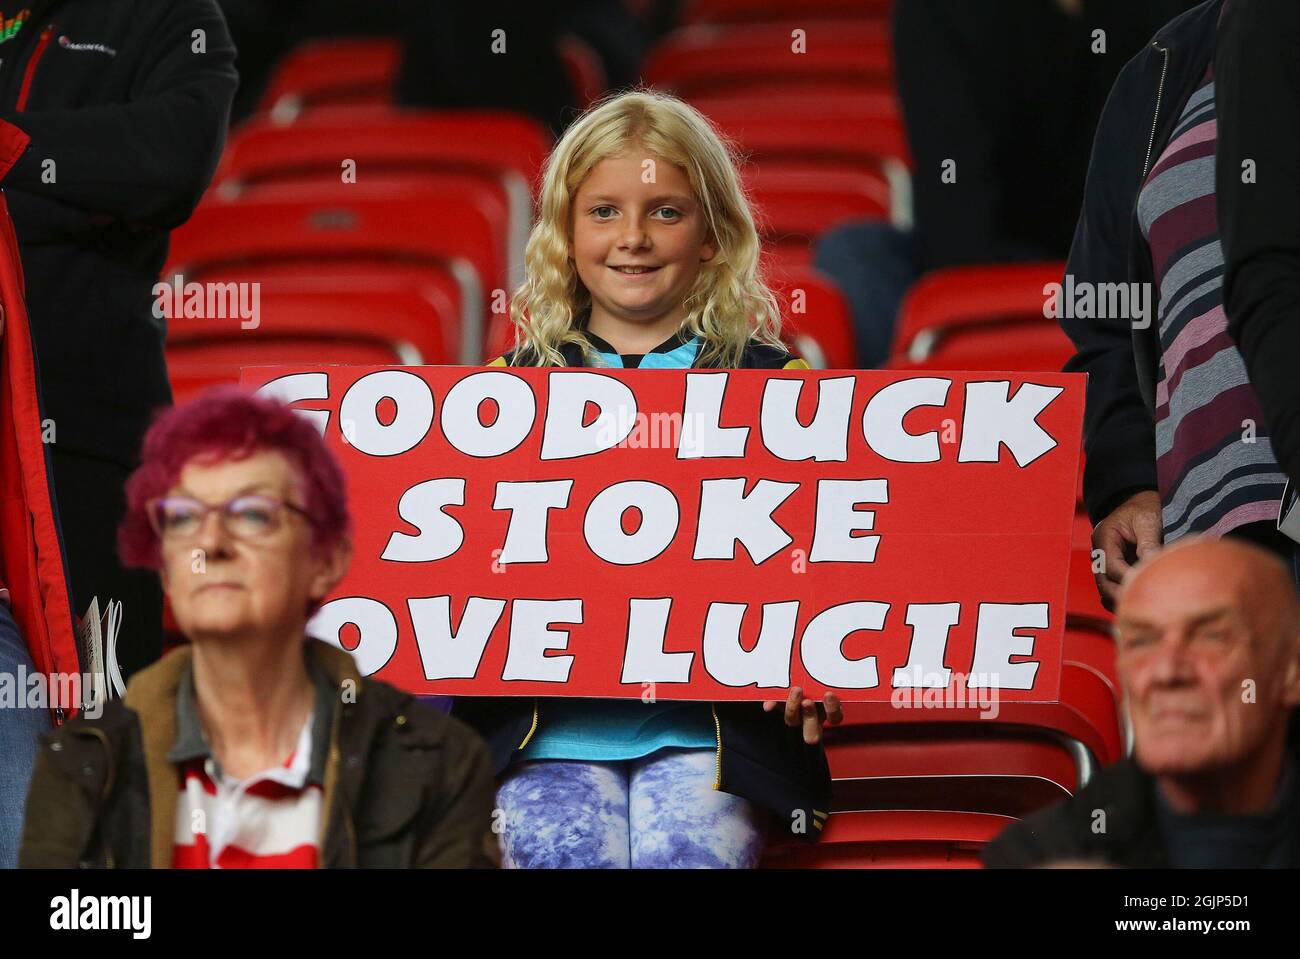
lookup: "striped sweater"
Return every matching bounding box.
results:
[1137,64,1287,542]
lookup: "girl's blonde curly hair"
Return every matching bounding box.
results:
[507,89,783,368]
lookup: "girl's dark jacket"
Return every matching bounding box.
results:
[1061,0,1224,524]
[458,335,834,843]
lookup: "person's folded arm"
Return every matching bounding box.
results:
[1218,0,1300,486]
[0,0,236,236]
[1,189,116,244]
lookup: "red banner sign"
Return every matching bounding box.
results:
[242,366,1085,702]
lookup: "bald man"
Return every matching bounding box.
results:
[984,537,1300,867]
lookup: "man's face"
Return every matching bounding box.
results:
[1116,556,1289,776]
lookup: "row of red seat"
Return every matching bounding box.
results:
[160,0,1120,869]
[167,9,914,380]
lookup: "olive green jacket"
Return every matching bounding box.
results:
[20,640,499,868]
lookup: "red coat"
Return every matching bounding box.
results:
[0,118,78,722]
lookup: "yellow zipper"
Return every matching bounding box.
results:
[517,699,540,750]
[710,704,723,790]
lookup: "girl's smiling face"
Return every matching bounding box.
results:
[570,150,716,350]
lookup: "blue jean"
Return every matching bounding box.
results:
[812,220,921,368]
[495,748,766,868]
[0,602,50,868]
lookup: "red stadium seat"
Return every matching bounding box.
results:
[213,108,551,291]
[745,163,890,262]
[888,324,1077,374]
[166,181,509,364]
[1068,511,1117,632]
[683,0,893,26]
[165,283,449,364]
[558,34,607,108]
[194,267,469,370]
[694,92,910,224]
[887,261,1077,372]
[1066,631,1121,712]
[827,727,1081,803]
[217,107,550,196]
[1068,547,1114,632]
[890,262,1066,364]
[645,21,893,100]
[837,661,1125,775]
[694,90,907,170]
[765,265,858,369]
[165,283,453,403]
[1059,661,1124,764]
[773,654,1124,868]
[201,175,509,293]
[483,310,517,364]
[825,808,1013,849]
[169,338,403,406]
[761,810,1012,869]
[259,38,401,121]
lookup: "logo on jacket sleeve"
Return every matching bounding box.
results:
[58,35,117,57]
[0,8,30,45]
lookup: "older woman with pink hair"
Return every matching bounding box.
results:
[20,387,496,869]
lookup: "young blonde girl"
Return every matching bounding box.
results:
[458,90,840,868]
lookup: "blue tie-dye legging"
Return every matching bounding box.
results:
[495,748,767,868]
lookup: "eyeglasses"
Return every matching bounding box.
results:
[146,493,312,543]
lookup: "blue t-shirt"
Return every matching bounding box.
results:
[520,329,717,762]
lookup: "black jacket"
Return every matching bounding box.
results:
[1061,0,1224,524]
[462,334,833,843]
[894,0,1199,272]
[20,641,499,868]
[983,759,1173,867]
[0,0,236,465]
[983,734,1300,868]
[1218,0,1300,489]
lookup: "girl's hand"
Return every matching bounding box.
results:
[762,688,843,745]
